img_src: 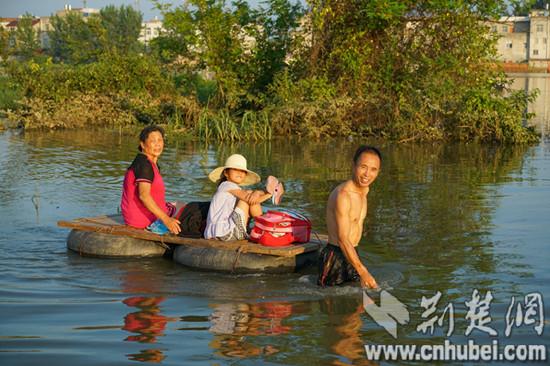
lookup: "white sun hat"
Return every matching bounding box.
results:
[208,154,261,186]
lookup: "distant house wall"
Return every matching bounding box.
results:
[495,28,529,62]
[529,11,550,68]
[139,18,164,46]
[491,11,550,71]
[55,5,100,18]
[490,17,530,63]
[38,17,51,49]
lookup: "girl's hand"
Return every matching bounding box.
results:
[247,190,263,205]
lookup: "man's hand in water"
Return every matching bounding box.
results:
[359,268,378,289]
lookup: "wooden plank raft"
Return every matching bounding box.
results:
[58,215,326,257]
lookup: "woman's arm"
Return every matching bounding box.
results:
[138,182,181,234]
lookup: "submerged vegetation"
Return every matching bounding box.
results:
[0,1,540,143]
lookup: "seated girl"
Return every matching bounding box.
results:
[204,154,283,241]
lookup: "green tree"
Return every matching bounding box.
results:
[48,5,142,63]
[100,5,143,55]
[274,0,538,142]
[154,0,303,109]
[0,26,10,61]
[150,1,198,64]
[13,13,41,59]
[48,12,104,63]
[249,0,304,97]
[509,0,549,15]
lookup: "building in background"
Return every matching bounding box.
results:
[55,4,100,18]
[0,17,18,29]
[1,4,164,51]
[492,9,550,70]
[139,17,164,47]
[492,16,530,63]
[529,9,550,68]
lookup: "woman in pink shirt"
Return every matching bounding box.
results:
[120,125,181,234]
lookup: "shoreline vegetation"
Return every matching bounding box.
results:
[0,1,541,143]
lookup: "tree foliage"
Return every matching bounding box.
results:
[12,13,41,60]
[152,0,304,109]
[0,26,10,61]
[281,0,538,142]
[1,1,541,143]
[509,0,549,16]
[48,5,142,63]
[100,5,143,54]
[49,12,104,63]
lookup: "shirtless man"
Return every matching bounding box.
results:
[318,146,381,289]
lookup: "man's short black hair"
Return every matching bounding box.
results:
[138,125,165,151]
[353,145,382,165]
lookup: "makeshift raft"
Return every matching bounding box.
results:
[57,215,326,273]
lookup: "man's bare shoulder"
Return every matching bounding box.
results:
[339,181,361,197]
[328,181,351,201]
[328,181,357,212]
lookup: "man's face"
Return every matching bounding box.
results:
[353,152,381,188]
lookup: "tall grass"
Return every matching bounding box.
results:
[196,108,272,141]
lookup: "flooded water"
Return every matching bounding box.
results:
[510,74,550,136]
[1,82,549,365]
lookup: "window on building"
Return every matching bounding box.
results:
[502,25,508,32]
[491,25,497,32]
[506,41,513,49]
[533,49,539,55]
[536,24,544,32]
[524,42,528,49]
[544,38,548,44]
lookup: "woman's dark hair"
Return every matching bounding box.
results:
[138,125,165,151]
[353,145,382,165]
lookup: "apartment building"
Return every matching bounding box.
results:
[139,17,164,46]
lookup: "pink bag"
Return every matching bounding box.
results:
[250,210,311,247]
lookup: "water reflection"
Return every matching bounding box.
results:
[208,301,294,358]
[1,126,549,365]
[123,296,176,363]
[321,297,376,366]
[509,74,550,136]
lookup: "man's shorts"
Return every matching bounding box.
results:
[218,207,248,241]
[317,244,360,287]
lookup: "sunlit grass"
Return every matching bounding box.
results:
[197,108,272,141]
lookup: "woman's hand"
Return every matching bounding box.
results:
[161,216,181,235]
[138,182,181,234]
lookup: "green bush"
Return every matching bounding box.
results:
[7,54,172,101]
[0,76,23,112]
[1,0,542,143]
